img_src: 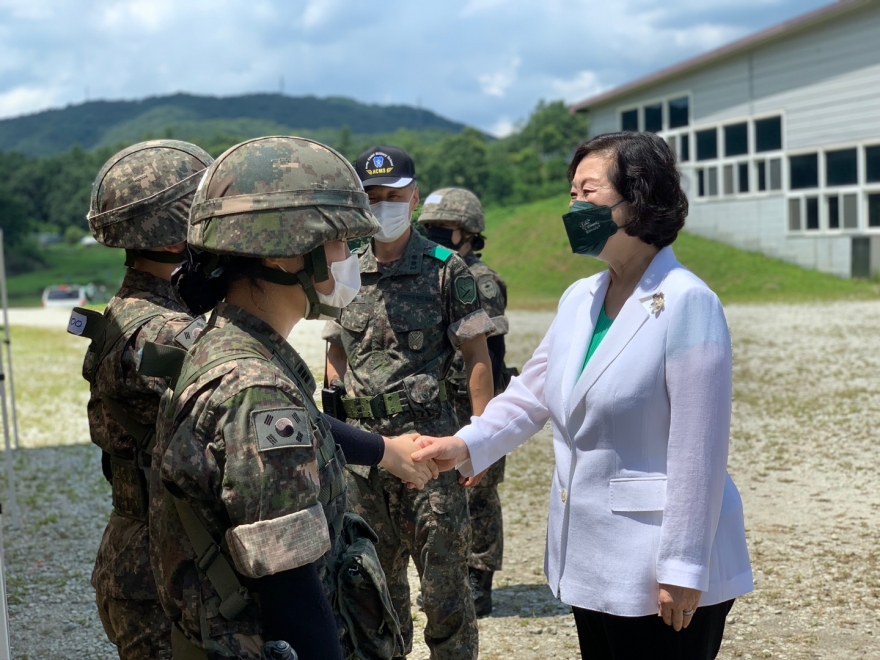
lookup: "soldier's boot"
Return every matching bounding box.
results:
[469,567,494,617]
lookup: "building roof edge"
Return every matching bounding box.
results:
[569,0,875,113]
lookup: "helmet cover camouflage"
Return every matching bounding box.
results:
[189,136,380,258]
[88,140,213,249]
[417,187,485,234]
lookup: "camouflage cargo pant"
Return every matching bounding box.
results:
[466,456,506,573]
[346,467,478,660]
[95,592,172,660]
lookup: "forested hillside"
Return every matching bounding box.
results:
[0,93,467,157]
[0,98,589,279]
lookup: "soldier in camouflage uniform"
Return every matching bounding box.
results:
[73,140,213,660]
[418,188,511,618]
[324,146,496,659]
[148,136,435,660]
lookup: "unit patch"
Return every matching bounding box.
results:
[251,407,311,452]
[174,318,206,349]
[478,277,499,300]
[408,330,424,351]
[454,275,477,305]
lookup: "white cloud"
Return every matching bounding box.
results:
[0,0,833,135]
[489,116,516,138]
[478,56,521,98]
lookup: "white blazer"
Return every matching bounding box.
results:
[457,246,753,616]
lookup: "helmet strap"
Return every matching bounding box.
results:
[248,246,340,320]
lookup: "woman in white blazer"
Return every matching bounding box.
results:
[413,132,753,659]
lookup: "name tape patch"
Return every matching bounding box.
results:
[67,310,88,336]
[251,407,311,452]
[424,193,444,205]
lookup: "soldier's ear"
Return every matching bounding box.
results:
[411,185,420,209]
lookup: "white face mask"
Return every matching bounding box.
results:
[316,252,361,310]
[371,196,413,243]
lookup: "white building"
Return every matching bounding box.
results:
[570,0,880,278]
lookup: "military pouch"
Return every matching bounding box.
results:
[402,374,443,421]
[336,513,404,660]
[321,382,348,421]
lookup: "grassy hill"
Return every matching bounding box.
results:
[7,194,880,307]
[0,93,468,157]
[480,194,880,308]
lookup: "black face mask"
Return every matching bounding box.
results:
[425,226,464,250]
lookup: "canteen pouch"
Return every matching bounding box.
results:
[402,373,441,421]
[336,513,404,659]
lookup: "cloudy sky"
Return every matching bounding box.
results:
[0,0,830,136]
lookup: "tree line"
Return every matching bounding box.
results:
[0,100,588,273]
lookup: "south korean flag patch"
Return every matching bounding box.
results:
[251,407,312,452]
[174,318,207,349]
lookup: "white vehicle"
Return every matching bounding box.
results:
[41,285,89,308]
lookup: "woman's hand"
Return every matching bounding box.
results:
[658,584,702,631]
[411,436,470,472]
[379,434,439,489]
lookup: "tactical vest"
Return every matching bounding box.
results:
[143,326,401,659]
[69,304,174,521]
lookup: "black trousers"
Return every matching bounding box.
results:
[572,599,735,660]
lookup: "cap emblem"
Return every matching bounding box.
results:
[366,151,394,175]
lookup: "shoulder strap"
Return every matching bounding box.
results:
[426,244,454,263]
[167,350,264,416]
[167,491,251,620]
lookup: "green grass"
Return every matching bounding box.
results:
[7,244,126,306]
[481,194,880,308]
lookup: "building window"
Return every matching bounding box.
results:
[621,109,638,132]
[707,167,718,196]
[680,134,690,161]
[666,136,676,160]
[788,198,800,231]
[724,123,748,157]
[828,196,840,229]
[870,193,880,228]
[723,164,734,195]
[738,162,749,193]
[755,116,782,152]
[843,194,858,229]
[644,103,662,133]
[826,148,857,186]
[789,153,818,189]
[668,97,689,129]
[767,159,781,190]
[697,168,705,197]
[866,145,880,182]
[757,161,766,191]
[696,128,717,161]
[805,197,819,230]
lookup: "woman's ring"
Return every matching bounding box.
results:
[683,609,695,616]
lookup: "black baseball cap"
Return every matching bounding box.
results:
[354,145,416,188]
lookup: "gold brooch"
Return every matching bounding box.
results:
[650,292,665,314]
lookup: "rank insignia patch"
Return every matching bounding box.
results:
[409,330,424,351]
[251,407,311,452]
[454,276,477,305]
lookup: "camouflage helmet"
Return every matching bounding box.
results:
[87,140,213,249]
[417,187,485,234]
[188,136,379,258]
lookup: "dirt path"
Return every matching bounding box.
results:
[2,304,879,658]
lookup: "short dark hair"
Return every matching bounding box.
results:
[567,132,687,248]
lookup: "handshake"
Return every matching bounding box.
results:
[378,434,478,490]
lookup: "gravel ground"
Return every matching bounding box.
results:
[1,303,879,659]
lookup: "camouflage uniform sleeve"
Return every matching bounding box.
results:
[476,272,509,337]
[443,254,495,348]
[321,319,343,347]
[217,385,330,579]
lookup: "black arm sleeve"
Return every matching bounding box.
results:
[486,334,506,392]
[256,561,344,660]
[322,413,385,466]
